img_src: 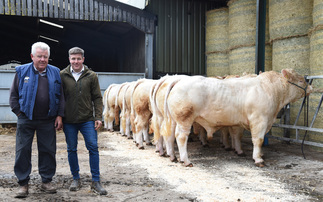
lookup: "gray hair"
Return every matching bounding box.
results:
[31,42,50,56]
[69,47,84,57]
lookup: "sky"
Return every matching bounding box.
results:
[115,0,146,9]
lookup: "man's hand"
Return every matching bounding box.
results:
[55,116,63,131]
[94,120,102,130]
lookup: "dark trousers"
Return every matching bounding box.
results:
[14,114,57,186]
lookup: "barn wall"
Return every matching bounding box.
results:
[146,0,210,77]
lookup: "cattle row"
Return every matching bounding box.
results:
[102,69,312,167]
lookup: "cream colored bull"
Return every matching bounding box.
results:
[102,84,121,132]
[163,69,312,167]
[131,79,157,149]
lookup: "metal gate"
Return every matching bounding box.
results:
[0,70,145,123]
[271,75,323,148]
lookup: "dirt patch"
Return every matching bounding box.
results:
[0,126,322,201]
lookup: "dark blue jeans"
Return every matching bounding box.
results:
[15,114,56,186]
[63,121,100,181]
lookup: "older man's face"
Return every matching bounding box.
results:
[31,48,49,73]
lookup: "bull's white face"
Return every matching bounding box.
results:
[285,69,313,99]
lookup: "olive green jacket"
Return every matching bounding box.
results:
[60,65,103,123]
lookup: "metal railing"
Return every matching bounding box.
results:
[271,75,323,148]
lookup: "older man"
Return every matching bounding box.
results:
[10,42,65,198]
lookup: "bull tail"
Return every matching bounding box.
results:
[102,84,115,117]
[150,76,169,143]
[162,78,182,138]
[130,79,146,134]
[114,83,127,126]
[102,84,115,128]
[121,84,131,133]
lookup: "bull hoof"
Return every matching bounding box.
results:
[170,157,178,163]
[127,137,133,139]
[138,146,145,150]
[184,163,193,167]
[159,152,167,157]
[237,152,246,157]
[135,143,139,147]
[146,142,153,146]
[255,162,265,168]
[202,144,209,148]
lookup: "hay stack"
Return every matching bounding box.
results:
[206,53,229,76]
[227,0,256,75]
[310,28,323,88]
[309,0,323,134]
[269,0,312,74]
[272,37,310,75]
[229,46,255,75]
[269,0,313,138]
[313,0,323,27]
[269,0,313,40]
[228,0,257,49]
[206,8,229,53]
[206,8,229,77]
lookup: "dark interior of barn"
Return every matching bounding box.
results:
[0,14,145,72]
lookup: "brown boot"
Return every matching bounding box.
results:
[40,182,57,193]
[15,184,29,198]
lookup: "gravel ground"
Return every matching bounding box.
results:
[0,125,323,201]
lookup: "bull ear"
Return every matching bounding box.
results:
[281,69,290,80]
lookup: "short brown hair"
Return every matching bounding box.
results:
[68,47,84,57]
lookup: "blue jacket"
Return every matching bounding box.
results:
[16,62,61,120]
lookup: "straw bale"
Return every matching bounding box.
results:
[272,36,310,76]
[206,8,229,54]
[309,29,323,137]
[309,93,323,129]
[265,45,272,71]
[229,46,255,75]
[269,0,313,40]
[310,29,323,88]
[206,53,229,77]
[272,36,310,136]
[313,0,323,27]
[228,0,257,49]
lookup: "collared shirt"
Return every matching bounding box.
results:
[34,66,47,76]
[70,66,84,81]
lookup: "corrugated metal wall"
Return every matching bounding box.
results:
[146,0,210,77]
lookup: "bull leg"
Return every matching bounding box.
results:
[103,114,108,129]
[229,127,245,156]
[220,128,231,150]
[155,136,166,157]
[135,131,144,149]
[250,122,267,167]
[198,127,208,147]
[175,125,192,167]
[143,126,152,146]
[165,134,177,162]
[119,124,125,136]
[107,111,115,132]
[125,117,132,139]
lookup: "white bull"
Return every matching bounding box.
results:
[163,69,312,167]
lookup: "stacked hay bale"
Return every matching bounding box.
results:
[269,0,313,135]
[206,8,229,77]
[228,0,257,75]
[309,0,323,142]
[228,0,272,76]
